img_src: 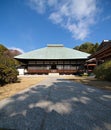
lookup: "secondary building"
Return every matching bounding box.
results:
[89,40,111,65]
[84,40,111,74]
[15,44,90,75]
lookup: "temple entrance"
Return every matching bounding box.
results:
[51,64,57,69]
[50,64,58,74]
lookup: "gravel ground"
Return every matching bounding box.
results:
[0,77,111,130]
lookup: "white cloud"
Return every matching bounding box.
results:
[9,47,25,53]
[49,12,63,24]
[67,21,89,40]
[47,0,58,6]
[102,15,111,22]
[28,0,46,13]
[28,0,98,40]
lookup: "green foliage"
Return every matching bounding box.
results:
[0,44,19,86]
[0,44,8,55]
[0,55,18,67]
[74,42,99,54]
[94,61,111,81]
[0,64,18,86]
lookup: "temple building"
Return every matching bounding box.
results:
[89,40,111,65]
[15,44,90,75]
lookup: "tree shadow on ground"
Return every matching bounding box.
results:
[0,78,111,130]
[67,78,111,91]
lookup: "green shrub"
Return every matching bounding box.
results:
[94,60,111,81]
[0,55,18,86]
[0,64,18,86]
[0,44,19,86]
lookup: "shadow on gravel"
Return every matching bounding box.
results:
[0,78,111,130]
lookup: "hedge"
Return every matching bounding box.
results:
[94,60,111,81]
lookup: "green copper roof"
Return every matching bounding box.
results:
[15,44,90,60]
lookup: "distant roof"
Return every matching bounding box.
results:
[97,40,111,51]
[90,40,111,58]
[15,44,90,60]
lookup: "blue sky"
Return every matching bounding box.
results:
[0,0,111,53]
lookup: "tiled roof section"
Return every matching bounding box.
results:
[15,44,90,60]
[97,40,111,51]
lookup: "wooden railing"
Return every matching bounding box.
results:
[27,70,49,74]
[27,69,77,74]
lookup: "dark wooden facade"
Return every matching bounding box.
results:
[20,59,85,75]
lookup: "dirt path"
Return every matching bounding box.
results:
[0,77,111,130]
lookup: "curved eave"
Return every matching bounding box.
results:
[15,57,89,60]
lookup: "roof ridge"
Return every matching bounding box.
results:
[47,44,64,47]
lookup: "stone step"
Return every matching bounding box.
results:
[48,73,59,76]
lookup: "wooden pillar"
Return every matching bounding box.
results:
[76,60,77,71]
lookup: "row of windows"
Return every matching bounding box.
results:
[28,60,84,65]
